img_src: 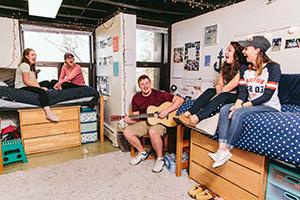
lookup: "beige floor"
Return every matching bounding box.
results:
[3,140,118,174]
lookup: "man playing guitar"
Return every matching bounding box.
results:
[123,75,184,173]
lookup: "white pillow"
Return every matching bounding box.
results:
[0,81,8,86]
[195,113,219,136]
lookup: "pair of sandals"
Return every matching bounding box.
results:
[188,185,213,200]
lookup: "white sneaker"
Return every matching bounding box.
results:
[130,151,148,165]
[208,152,218,161]
[212,150,232,168]
[152,158,165,173]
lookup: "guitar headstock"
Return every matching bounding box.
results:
[110,115,124,121]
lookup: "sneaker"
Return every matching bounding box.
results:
[212,150,232,168]
[152,158,165,173]
[208,152,217,161]
[130,151,148,165]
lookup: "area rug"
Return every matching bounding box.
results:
[0,151,193,200]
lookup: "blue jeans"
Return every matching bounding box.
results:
[218,103,278,147]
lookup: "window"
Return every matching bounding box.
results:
[21,24,92,84]
[136,25,169,91]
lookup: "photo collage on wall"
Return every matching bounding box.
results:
[285,38,300,49]
[96,34,119,96]
[271,37,300,51]
[184,41,200,71]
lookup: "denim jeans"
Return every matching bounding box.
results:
[218,103,278,147]
[188,88,237,120]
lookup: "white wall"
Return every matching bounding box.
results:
[0,17,21,68]
[95,13,136,145]
[171,0,300,96]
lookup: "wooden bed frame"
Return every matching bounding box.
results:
[0,96,104,173]
[176,124,268,200]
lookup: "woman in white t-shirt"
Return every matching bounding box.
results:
[14,48,59,122]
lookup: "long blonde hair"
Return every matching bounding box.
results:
[249,50,272,76]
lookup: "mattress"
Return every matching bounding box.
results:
[0,86,99,109]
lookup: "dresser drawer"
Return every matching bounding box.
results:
[23,132,80,154]
[268,162,300,194]
[21,120,80,139]
[266,182,300,200]
[19,106,80,125]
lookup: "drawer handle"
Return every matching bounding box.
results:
[284,192,299,200]
[285,175,300,185]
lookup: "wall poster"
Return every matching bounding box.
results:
[184,41,200,71]
[204,24,218,46]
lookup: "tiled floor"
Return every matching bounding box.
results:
[3,140,118,173]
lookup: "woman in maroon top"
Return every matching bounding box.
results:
[123,75,184,173]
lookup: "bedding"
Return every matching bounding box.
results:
[0,86,99,108]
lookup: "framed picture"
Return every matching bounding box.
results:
[204,24,218,46]
[271,38,282,52]
[174,47,184,63]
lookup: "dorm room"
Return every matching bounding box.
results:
[0,0,299,199]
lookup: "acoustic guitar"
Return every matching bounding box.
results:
[110,102,177,127]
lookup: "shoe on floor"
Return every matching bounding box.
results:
[195,189,213,200]
[130,151,148,165]
[152,157,164,173]
[212,150,232,168]
[188,185,204,198]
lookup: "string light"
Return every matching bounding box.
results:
[121,13,127,115]
[171,0,237,10]
[4,19,18,68]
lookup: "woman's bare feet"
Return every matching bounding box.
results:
[190,114,200,124]
[46,113,60,122]
[183,111,191,117]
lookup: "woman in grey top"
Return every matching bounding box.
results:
[15,48,59,122]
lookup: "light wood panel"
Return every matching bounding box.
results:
[189,129,268,200]
[23,132,80,154]
[21,120,79,139]
[0,143,3,174]
[19,106,79,125]
[19,106,81,155]
[191,143,260,195]
[190,162,258,200]
[191,130,263,172]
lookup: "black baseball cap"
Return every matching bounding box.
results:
[239,36,271,52]
[64,52,74,59]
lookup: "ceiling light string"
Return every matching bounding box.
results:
[121,13,127,115]
[95,8,125,31]
[4,19,18,68]
[171,0,237,10]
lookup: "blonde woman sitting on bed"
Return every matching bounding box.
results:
[14,48,59,122]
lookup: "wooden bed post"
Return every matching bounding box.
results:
[99,95,105,143]
[0,142,3,174]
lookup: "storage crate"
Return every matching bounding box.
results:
[80,107,98,144]
[267,161,300,195]
[266,183,300,200]
[80,107,97,123]
[81,131,98,144]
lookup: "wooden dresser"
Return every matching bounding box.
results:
[18,106,81,155]
[189,130,268,200]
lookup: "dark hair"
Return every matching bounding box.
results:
[221,42,247,83]
[20,48,36,71]
[137,74,151,85]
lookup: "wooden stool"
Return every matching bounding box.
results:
[175,124,190,176]
[130,134,168,159]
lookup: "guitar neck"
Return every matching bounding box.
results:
[129,113,155,119]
